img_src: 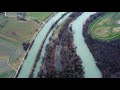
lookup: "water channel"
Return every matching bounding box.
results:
[72,12,102,78]
[18,12,102,78]
[33,13,72,78]
[18,12,68,78]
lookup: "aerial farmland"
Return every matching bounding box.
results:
[1,12,120,78]
[0,12,53,78]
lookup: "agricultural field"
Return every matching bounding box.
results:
[89,12,120,41]
[0,12,53,78]
[0,38,16,78]
[0,66,16,78]
[0,38,16,60]
[0,17,39,45]
[27,12,53,21]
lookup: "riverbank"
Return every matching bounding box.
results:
[0,12,41,78]
[37,12,84,78]
[72,12,102,78]
[15,12,57,78]
[17,12,68,78]
[83,12,120,78]
[29,12,69,78]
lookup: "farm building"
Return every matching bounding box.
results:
[17,12,26,20]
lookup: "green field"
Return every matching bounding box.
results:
[0,69,16,78]
[0,38,16,60]
[0,12,53,78]
[0,17,39,45]
[0,16,37,77]
[0,66,16,78]
[89,12,120,41]
[0,38,16,78]
[27,12,53,21]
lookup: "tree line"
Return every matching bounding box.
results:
[83,12,120,78]
[38,12,84,78]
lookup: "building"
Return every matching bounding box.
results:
[17,12,26,20]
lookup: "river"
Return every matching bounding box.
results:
[33,13,72,78]
[18,12,102,78]
[72,12,102,78]
[17,12,68,78]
